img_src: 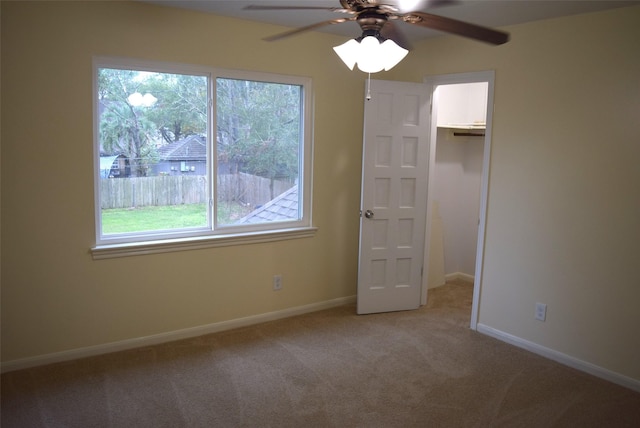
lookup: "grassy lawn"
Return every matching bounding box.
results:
[102,203,252,234]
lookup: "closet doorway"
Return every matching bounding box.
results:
[422,71,495,330]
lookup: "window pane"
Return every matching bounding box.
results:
[216,78,301,226]
[98,67,208,236]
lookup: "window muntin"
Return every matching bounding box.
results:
[94,58,312,247]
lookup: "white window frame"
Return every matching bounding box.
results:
[91,57,315,259]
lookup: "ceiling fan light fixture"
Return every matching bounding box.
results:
[333,35,409,73]
[332,39,360,70]
[357,36,386,73]
[380,39,409,71]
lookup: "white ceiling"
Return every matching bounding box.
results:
[143,0,638,44]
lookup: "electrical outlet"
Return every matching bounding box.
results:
[273,275,282,291]
[535,302,547,321]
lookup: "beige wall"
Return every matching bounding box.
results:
[1,1,365,362]
[2,1,639,383]
[393,6,640,381]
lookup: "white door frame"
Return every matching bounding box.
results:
[422,71,495,330]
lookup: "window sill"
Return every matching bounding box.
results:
[91,227,318,260]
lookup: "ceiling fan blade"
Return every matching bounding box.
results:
[402,11,509,45]
[263,18,354,42]
[405,0,458,9]
[380,20,412,51]
[244,5,349,13]
[423,0,458,8]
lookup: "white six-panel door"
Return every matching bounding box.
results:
[357,79,431,315]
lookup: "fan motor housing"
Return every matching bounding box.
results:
[357,10,389,32]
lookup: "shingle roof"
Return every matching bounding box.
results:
[158,135,206,161]
[236,185,299,224]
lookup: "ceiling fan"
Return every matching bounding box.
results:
[244,0,510,49]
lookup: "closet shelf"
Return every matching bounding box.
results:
[438,123,486,137]
[437,123,486,130]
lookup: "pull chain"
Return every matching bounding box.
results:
[366,73,372,101]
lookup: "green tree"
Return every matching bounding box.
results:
[99,68,300,197]
[98,68,158,177]
[216,78,300,198]
[145,73,207,144]
[98,68,208,176]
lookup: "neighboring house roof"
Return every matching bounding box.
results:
[236,185,299,224]
[158,135,206,161]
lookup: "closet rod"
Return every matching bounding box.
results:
[453,132,485,137]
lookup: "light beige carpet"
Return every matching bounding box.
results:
[2,281,640,427]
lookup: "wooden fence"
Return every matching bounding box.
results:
[100,173,293,209]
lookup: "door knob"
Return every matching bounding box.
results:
[364,209,374,219]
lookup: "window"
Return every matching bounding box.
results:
[93,58,313,256]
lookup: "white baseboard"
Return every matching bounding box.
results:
[1,295,357,374]
[477,323,640,393]
[445,272,475,283]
